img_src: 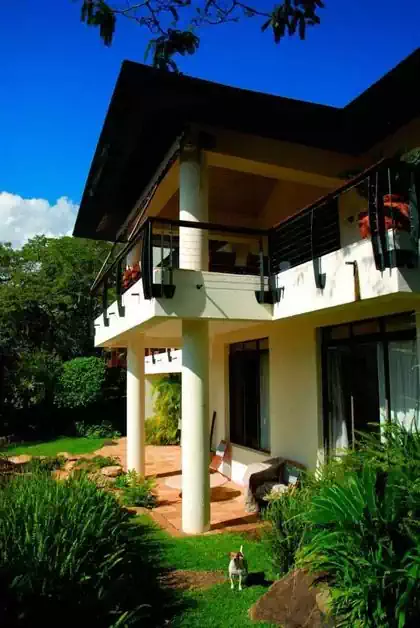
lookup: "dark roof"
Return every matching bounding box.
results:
[73,48,420,241]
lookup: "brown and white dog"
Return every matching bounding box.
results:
[228,545,248,591]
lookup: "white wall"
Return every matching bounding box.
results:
[208,320,322,481]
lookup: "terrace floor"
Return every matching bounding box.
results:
[97,438,261,537]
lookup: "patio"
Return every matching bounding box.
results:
[97,438,261,536]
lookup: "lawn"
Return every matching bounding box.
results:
[3,436,105,457]
[134,515,277,628]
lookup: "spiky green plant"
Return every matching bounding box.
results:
[0,470,168,626]
[297,425,420,628]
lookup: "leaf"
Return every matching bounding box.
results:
[261,18,271,32]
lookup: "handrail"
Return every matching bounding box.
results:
[91,155,418,314]
[272,157,392,230]
[91,217,268,295]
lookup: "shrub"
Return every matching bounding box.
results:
[0,470,167,626]
[296,424,420,628]
[54,357,106,409]
[264,485,312,577]
[74,455,118,472]
[146,374,181,445]
[75,419,121,439]
[26,455,66,473]
[117,471,157,508]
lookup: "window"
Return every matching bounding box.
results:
[229,338,270,452]
[323,312,419,452]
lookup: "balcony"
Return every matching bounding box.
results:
[91,156,420,345]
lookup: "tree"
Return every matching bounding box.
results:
[0,236,111,432]
[80,0,325,71]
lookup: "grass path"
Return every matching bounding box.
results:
[3,436,105,457]
[135,515,277,628]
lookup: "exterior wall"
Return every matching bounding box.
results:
[209,296,420,481]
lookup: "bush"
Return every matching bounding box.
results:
[146,375,181,445]
[74,455,118,472]
[296,424,420,628]
[54,357,106,409]
[26,455,66,473]
[117,471,157,508]
[75,420,121,439]
[0,470,168,626]
[264,486,312,577]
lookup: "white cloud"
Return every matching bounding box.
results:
[0,191,79,248]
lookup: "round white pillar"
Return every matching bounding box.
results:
[179,146,209,270]
[181,319,210,534]
[126,339,145,475]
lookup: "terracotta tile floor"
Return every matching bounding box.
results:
[97,438,261,536]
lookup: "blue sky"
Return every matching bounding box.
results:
[0,1,419,245]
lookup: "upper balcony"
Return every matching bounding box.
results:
[91,156,420,347]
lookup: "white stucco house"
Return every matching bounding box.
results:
[74,48,420,534]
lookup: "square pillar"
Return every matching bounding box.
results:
[126,338,145,475]
[181,319,210,534]
[179,143,209,271]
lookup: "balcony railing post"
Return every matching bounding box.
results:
[259,236,264,303]
[102,276,109,327]
[116,258,125,317]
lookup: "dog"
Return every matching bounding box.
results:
[228,545,248,591]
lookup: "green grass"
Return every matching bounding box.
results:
[3,436,105,457]
[134,515,277,628]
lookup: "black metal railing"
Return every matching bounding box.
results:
[91,217,269,324]
[91,157,420,323]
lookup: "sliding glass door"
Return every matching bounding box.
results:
[323,313,419,452]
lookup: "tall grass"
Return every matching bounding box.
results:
[0,470,173,626]
[265,424,420,627]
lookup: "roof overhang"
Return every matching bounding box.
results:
[73,48,420,241]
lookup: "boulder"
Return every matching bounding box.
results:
[100,465,123,478]
[56,452,79,461]
[9,454,32,465]
[249,569,333,627]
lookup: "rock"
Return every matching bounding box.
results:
[100,465,123,478]
[249,569,331,627]
[64,460,78,472]
[9,455,32,465]
[56,452,79,461]
[316,588,332,616]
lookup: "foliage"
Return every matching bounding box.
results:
[7,350,62,411]
[146,374,181,445]
[2,436,105,457]
[117,471,157,508]
[75,419,121,439]
[74,454,119,471]
[79,1,325,71]
[295,424,420,628]
[54,356,106,409]
[0,471,172,626]
[0,236,112,438]
[264,486,312,576]
[25,455,66,473]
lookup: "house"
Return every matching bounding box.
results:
[73,48,420,534]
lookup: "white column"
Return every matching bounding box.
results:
[179,144,209,270]
[126,338,145,475]
[181,319,210,534]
